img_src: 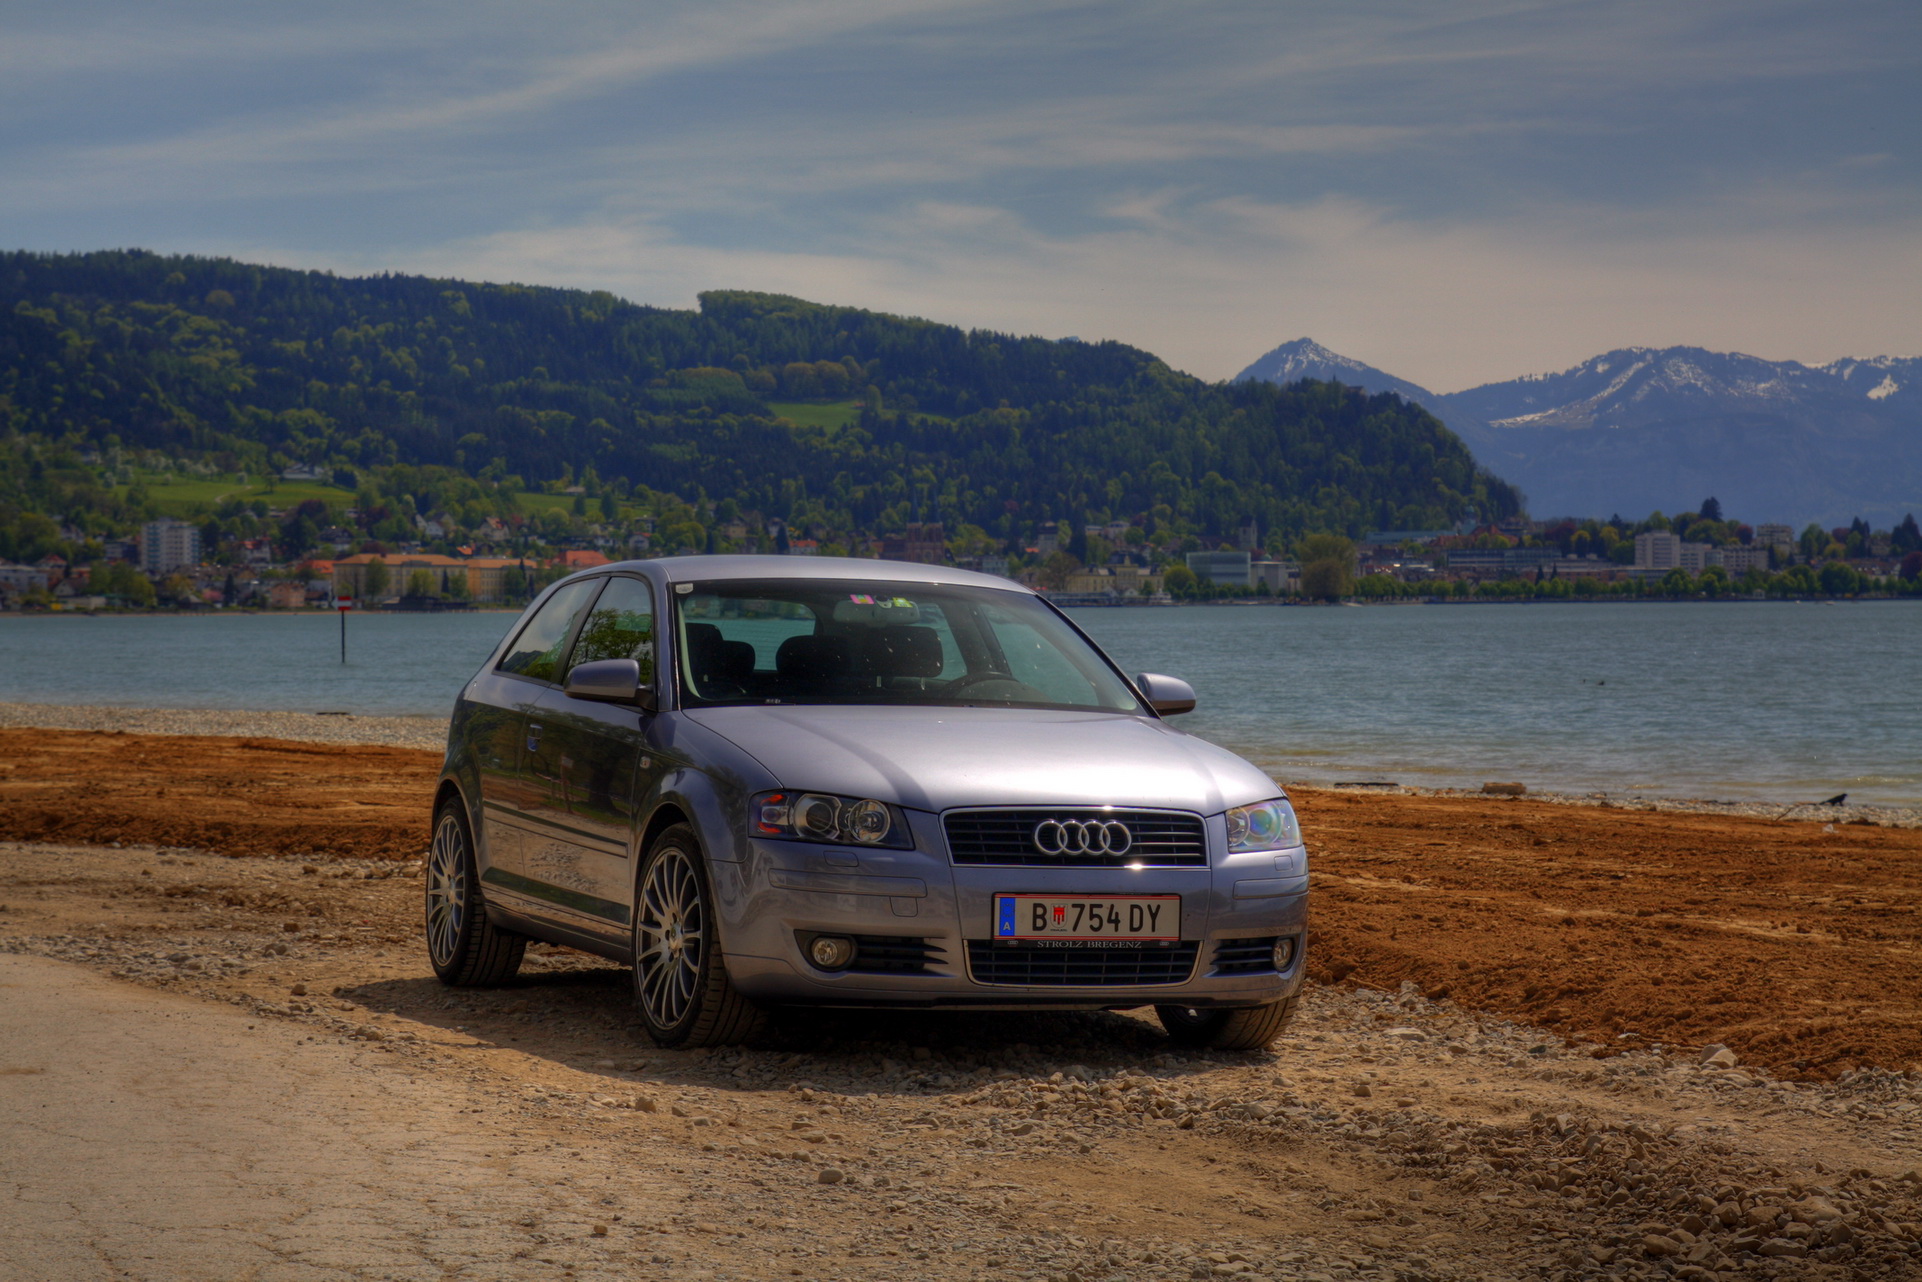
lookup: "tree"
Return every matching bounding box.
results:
[1295,533,1356,601]
[405,569,439,599]
[1818,561,1861,596]
[444,570,469,600]
[1161,563,1199,596]
[1901,551,1922,582]
[1894,514,1922,554]
[1699,496,1723,522]
[362,558,390,601]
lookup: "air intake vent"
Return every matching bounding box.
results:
[965,941,1199,986]
[1211,937,1279,976]
[944,809,1207,867]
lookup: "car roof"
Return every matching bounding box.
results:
[601,554,1034,593]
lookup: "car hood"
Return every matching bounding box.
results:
[681,704,1277,814]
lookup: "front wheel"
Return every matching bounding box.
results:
[631,824,765,1047]
[1155,996,1298,1050]
[425,797,526,986]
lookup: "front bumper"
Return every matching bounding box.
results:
[713,810,1308,1010]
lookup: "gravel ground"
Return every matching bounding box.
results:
[3,840,1921,1281]
[0,700,450,751]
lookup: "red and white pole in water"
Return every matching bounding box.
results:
[337,598,353,663]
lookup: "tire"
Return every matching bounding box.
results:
[1155,996,1298,1050]
[425,795,527,986]
[631,824,766,1048]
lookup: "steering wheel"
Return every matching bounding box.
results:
[943,671,1016,696]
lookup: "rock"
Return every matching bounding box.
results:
[817,1167,846,1185]
[1745,1205,1783,1228]
[1758,1238,1806,1258]
[1010,1122,1037,1136]
[1712,1202,1742,1227]
[591,1223,608,1237]
[671,1104,691,1118]
[1642,1235,1683,1257]
[289,983,307,997]
[1789,1198,1842,1223]
[1382,1028,1426,1041]
[593,1059,616,1069]
[911,1046,933,1062]
[1481,782,1527,796]
[633,1095,659,1113]
[1352,1082,1372,1097]
[1699,1045,1739,1069]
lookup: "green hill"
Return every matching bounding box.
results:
[0,249,1517,564]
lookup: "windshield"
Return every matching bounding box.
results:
[673,579,1144,713]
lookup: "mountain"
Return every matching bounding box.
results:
[1234,338,1439,410]
[1237,339,1922,528]
[0,250,1520,563]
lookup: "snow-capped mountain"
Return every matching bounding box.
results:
[1233,338,1439,409]
[1233,340,1922,528]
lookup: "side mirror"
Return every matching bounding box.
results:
[564,658,655,710]
[1135,672,1197,716]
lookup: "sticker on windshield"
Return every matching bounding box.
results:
[849,594,875,604]
[888,597,914,608]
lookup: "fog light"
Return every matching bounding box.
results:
[809,935,856,970]
[1272,937,1296,970]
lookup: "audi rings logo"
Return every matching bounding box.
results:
[1032,818,1133,857]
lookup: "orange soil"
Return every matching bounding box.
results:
[2,727,1917,1079]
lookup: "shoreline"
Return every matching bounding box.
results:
[2,699,1916,825]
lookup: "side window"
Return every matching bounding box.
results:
[497,579,600,682]
[565,577,656,682]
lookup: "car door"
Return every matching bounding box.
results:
[519,574,664,945]
[471,576,603,910]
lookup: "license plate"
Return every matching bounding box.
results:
[993,894,1181,942]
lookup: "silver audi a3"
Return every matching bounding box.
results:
[426,556,1308,1049]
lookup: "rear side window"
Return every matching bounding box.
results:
[497,579,600,682]
[566,577,656,683]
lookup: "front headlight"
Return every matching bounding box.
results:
[752,791,912,848]
[1225,797,1302,852]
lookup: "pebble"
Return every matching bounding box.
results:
[817,1168,845,1185]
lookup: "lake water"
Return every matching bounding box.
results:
[1,601,1916,805]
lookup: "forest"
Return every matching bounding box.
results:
[0,249,1518,565]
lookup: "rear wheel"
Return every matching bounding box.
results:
[425,797,526,986]
[1155,996,1298,1050]
[631,824,765,1047]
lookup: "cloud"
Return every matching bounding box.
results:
[244,179,1922,392]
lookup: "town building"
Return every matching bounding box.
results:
[1633,531,1680,570]
[880,524,946,564]
[140,519,202,575]
[332,554,527,603]
[1251,560,1301,593]
[1185,550,1252,587]
[1717,545,1772,575]
[1753,524,1795,554]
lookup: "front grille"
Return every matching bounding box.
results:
[966,940,1199,987]
[1212,937,1279,976]
[944,808,1207,867]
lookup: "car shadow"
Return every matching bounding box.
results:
[336,955,1271,1093]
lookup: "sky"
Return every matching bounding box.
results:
[3,0,1918,391]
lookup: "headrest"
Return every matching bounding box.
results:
[863,625,944,679]
[776,634,851,683]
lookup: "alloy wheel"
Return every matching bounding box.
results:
[425,810,468,969]
[635,846,705,1029]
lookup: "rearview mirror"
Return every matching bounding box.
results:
[1135,672,1197,716]
[564,657,654,710]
